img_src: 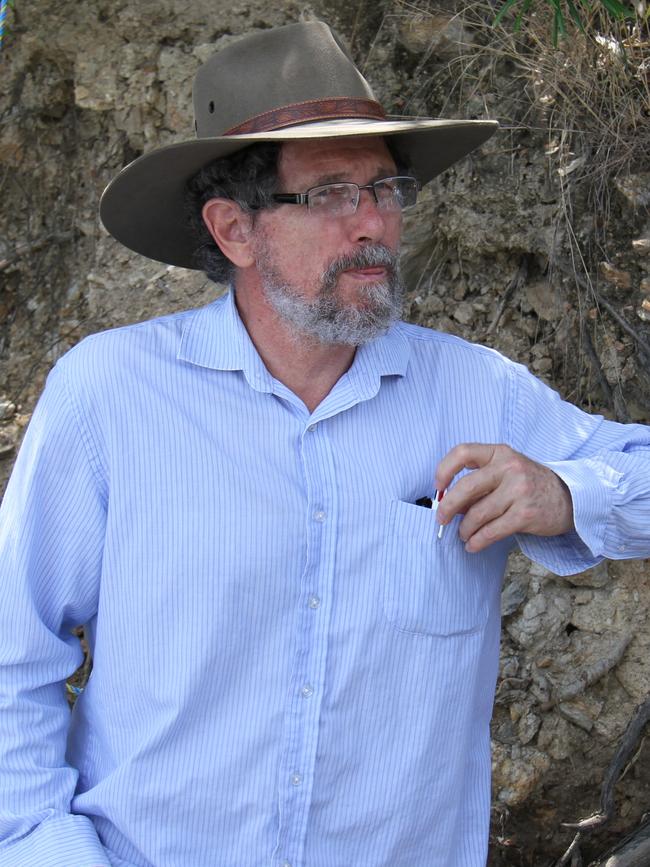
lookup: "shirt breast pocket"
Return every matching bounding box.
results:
[383,499,489,637]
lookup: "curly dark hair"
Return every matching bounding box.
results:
[185,142,282,285]
[185,139,412,286]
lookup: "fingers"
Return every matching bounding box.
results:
[462,506,520,553]
[436,443,510,526]
[434,443,575,551]
[435,443,497,492]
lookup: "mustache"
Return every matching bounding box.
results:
[321,244,398,285]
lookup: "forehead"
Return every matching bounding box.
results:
[278,137,396,186]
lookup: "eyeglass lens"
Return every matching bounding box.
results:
[308,177,417,215]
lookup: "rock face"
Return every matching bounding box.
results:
[0,1,649,863]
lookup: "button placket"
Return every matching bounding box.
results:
[275,417,339,867]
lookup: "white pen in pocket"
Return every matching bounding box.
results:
[432,488,447,540]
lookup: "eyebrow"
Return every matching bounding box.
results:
[309,167,399,188]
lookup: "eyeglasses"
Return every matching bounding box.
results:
[270,176,419,217]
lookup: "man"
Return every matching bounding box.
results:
[0,20,648,867]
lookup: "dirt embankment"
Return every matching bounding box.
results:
[1,1,649,862]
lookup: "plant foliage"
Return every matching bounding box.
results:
[493,0,629,45]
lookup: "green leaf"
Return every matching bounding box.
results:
[493,0,522,28]
[566,0,586,30]
[513,0,534,31]
[599,0,627,17]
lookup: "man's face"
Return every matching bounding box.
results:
[250,137,405,345]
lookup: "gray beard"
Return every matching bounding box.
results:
[254,242,404,346]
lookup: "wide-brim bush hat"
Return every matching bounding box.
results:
[100,20,499,268]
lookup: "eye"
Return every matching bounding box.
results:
[375,177,417,210]
[374,180,401,209]
[309,183,356,213]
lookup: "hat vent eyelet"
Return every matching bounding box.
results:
[208,100,215,113]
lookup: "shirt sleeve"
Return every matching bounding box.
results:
[0,362,110,866]
[507,362,650,575]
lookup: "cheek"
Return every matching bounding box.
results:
[274,219,345,273]
[384,213,403,250]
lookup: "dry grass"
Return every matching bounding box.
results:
[374,0,650,420]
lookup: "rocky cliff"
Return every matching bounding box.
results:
[1,0,649,862]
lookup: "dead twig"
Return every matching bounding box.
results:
[556,831,583,866]
[487,254,531,334]
[566,268,650,363]
[562,695,650,832]
[592,291,650,363]
[589,816,650,866]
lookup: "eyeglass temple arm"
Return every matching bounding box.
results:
[271,193,309,205]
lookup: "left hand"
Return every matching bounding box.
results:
[435,443,575,552]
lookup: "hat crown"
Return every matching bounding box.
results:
[193,21,377,138]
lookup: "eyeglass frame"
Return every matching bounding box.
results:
[266,175,420,215]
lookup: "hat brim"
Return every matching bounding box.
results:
[99,118,499,269]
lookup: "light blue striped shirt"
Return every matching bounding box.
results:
[1,290,649,867]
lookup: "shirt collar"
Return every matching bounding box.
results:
[346,324,410,402]
[178,290,274,393]
[178,289,411,399]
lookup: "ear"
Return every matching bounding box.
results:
[202,198,256,269]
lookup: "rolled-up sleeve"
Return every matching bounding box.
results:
[507,363,650,575]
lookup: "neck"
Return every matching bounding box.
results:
[233,277,356,413]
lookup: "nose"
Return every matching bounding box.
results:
[347,187,391,244]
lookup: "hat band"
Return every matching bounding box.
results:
[223,97,387,136]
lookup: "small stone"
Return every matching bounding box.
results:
[532,356,553,374]
[557,696,603,732]
[632,236,650,256]
[526,280,561,321]
[640,276,650,294]
[397,12,470,56]
[599,261,632,290]
[453,281,467,301]
[501,576,528,617]
[452,301,474,326]
[0,400,16,420]
[492,742,551,806]
[518,710,542,745]
[509,702,523,723]
[638,299,650,322]
[615,173,650,208]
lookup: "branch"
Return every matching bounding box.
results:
[565,266,650,362]
[562,695,650,831]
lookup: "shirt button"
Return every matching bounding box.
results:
[307,423,317,432]
[291,773,302,786]
[282,862,291,867]
[313,510,326,522]
[301,683,314,698]
[308,595,321,609]
[618,544,626,552]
